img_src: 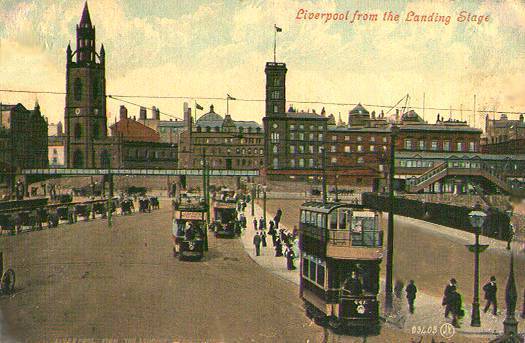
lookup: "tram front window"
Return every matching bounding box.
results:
[340,262,379,296]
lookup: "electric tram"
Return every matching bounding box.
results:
[299,202,383,333]
[171,196,208,261]
[211,196,238,238]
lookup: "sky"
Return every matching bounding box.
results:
[1,0,524,129]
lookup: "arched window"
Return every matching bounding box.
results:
[74,78,82,101]
[73,150,83,168]
[92,122,99,139]
[93,79,100,99]
[101,150,110,168]
[74,123,82,139]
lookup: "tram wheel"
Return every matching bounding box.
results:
[1,269,15,294]
[178,253,185,261]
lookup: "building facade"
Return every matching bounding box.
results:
[396,111,482,154]
[110,106,178,169]
[483,113,525,145]
[0,102,48,192]
[179,105,264,170]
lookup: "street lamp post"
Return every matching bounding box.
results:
[385,124,398,311]
[467,209,488,327]
[263,185,267,229]
[251,183,255,216]
[506,208,514,250]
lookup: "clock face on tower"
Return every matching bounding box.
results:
[75,108,81,115]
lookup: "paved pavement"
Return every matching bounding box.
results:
[240,199,523,342]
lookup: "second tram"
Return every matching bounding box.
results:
[299,202,383,333]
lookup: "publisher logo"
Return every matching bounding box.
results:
[440,323,455,339]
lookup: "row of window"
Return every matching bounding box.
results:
[194,137,262,145]
[289,132,324,141]
[403,139,476,152]
[195,126,262,133]
[331,135,388,143]
[126,149,176,160]
[273,157,369,168]
[191,158,263,168]
[302,254,326,288]
[198,147,264,156]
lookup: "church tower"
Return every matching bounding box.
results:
[64,2,108,168]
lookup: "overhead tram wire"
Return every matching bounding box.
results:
[1,88,524,115]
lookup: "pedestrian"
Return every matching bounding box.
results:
[483,276,498,315]
[405,280,417,314]
[253,218,257,231]
[280,229,286,242]
[259,217,265,230]
[285,246,296,270]
[270,226,277,246]
[275,238,283,257]
[443,278,457,319]
[253,232,261,256]
[261,230,267,247]
[449,288,463,328]
[394,280,405,299]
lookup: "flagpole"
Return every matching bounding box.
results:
[273,25,277,63]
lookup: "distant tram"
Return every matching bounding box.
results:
[171,196,208,261]
[299,202,383,333]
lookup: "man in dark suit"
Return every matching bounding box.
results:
[483,276,498,315]
[253,232,261,256]
[443,278,457,318]
[405,280,417,314]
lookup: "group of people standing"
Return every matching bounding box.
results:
[251,208,298,270]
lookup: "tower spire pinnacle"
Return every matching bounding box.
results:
[80,2,92,28]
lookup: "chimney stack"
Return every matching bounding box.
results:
[120,105,128,120]
[139,106,147,120]
[57,121,63,136]
[152,106,160,120]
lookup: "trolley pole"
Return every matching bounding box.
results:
[385,125,398,312]
[251,183,255,216]
[107,169,113,228]
[202,151,208,251]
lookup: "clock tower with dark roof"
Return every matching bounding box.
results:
[64,2,110,168]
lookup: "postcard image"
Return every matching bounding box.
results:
[0,1,524,342]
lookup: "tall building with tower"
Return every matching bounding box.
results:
[263,62,329,181]
[64,2,115,168]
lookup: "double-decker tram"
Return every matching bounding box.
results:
[299,202,383,333]
[211,199,238,238]
[171,195,208,261]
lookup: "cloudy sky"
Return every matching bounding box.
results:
[1,0,524,128]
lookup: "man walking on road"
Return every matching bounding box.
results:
[483,276,498,315]
[253,218,258,231]
[253,232,262,256]
[443,278,457,319]
[405,280,417,314]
